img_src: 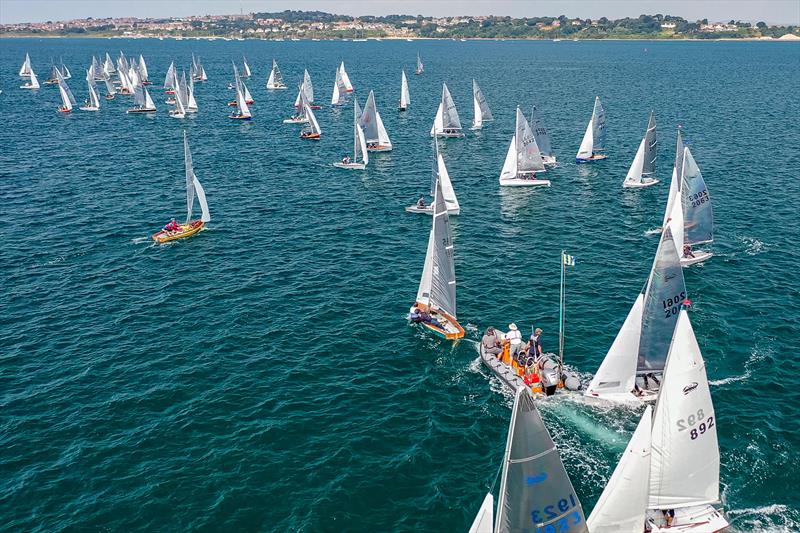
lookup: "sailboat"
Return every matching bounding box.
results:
[584,227,687,404]
[499,107,550,187]
[468,387,588,533]
[152,132,211,243]
[338,61,354,92]
[116,65,134,95]
[229,72,252,120]
[623,112,659,188]
[405,141,459,215]
[91,56,105,81]
[529,105,557,165]
[102,73,116,100]
[409,176,464,340]
[228,65,254,106]
[645,308,729,532]
[586,407,652,532]
[103,52,116,76]
[127,82,157,113]
[360,90,392,151]
[56,69,76,113]
[241,55,252,78]
[430,83,464,138]
[331,63,348,106]
[266,59,287,89]
[19,53,33,78]
[398,70,410,111]
[300,93,322,140]
[333,99,368,169]
[169,72,187,119]
[665,141,714,266]
[79,68,100,111]
[138,55,150,85]
[20,66,40,89]
[293,70,319,109]
[164,61,176,93]
[415,52,424,75]
[186,74,198,113]
[191,54,208,81]
[470,79,493,130]
[45,64,61,85]
[60,59,71,80]
[576,96,607,163]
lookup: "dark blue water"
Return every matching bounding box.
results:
[1,38,799,531]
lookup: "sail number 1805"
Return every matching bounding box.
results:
[663,291,687,319]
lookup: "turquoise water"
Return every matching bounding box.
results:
[1,38,799,531]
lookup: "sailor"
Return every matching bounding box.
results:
[662,509,675,527]
[164,218,179,232]
[409,307,423,323]
[506,323,523,357]
[416,197,426,208]
[481,327,502,357]
[643,372,660,390]
[528,328,543,362]
[342,155,351,164]
[683,244,696,258]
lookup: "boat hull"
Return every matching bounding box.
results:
[366,145,392,152]
[499,178,551,187]
[576,154,608,163]
[431,131,465,138]
[409,305,464,340]
[152,220,204,243]
[542,155,557,166]
[300,133,321,140]
[126,108,156,114]
[169,111,185,119]
[229,115,252,120]
[681,250,712,267]
[332,162,366,170]
[267,85,288,90]
[624,178,660,189]
[283,117,309,124]
[647,505,729,532]
[79,106,99,111]
[405,205,459,216]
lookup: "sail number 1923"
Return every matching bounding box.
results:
[531,493,583,532]
[676,408,714,440]
[662,291,687,319]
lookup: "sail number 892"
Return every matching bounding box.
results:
[676,408,714,440]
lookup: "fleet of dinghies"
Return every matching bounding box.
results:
[15,48,733,530]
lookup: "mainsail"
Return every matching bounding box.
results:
[267,59,286,89]
[471,79,493,129]
[164,62,176,90]
[304,95,321,136]
[415,177,456,319]
[331,64,347,105]
[586,407,652,533]
[184,132,211,223]
[649,310,719,509]
[529,105,554,160]
[495,388,588,533]
[416,53,424,74]
[19,53,32,77]
[576,96,606,160]
[242,55,251,78]
[338,61,353,91]
[624,112,658,186]
[360,90,392,150]
[399,70,410,109]
[138,54,149,83]
[84,68,100,108]
[680,147,714,246]
[56,68,77,107]
[432,141,460,214]
[501,107,545,181]
[352,100,368,165]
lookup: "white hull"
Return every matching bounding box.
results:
[647,505,729,532]
[583,388,658,404]
[79,106,99,111]
[366,145,392,152]
[283,117,309,124]
[432,131,465,138]
[267,86,288,90]
[624,177,660,189]
[169,111,186,119]
[20,84,38,89]
[499,178,551,187]
[681,250,712,267]
[332,162,366,170]
[542,155,557,166]
[405,205,459,215]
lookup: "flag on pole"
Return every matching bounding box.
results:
[562,253,575,267]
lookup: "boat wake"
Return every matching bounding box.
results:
[644,227,662,236]
[740,236,767,256]
[131,236,151,244]
[726,503,800,532]
[709,347,767,386]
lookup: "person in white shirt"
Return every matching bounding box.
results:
[506,323,523,357]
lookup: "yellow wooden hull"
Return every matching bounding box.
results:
[152,220,204,243]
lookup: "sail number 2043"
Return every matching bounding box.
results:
[531,493,582,532]
[663,291,687,318]
[676,408,714,440]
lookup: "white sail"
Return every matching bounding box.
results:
[199,65,207,81]
[267,59,286,89]
[103,74,115,96]
[399,70,410,109]
[266,66,276,88]
[242,55,251,78]
[294,82,304,108]
[624,112,657,186]
[471,79,492,129]
[184,132,211,223]
[495,387,588,533]
[415,176,456,318]
[441,83,462,131]
[472,92,483,130]
[138,55,149,82]
[529,105,554,162]
[356,125,368,165]
[375,111,391,148]
[56,69,76,106]
[576,119,594,160]
[143,85,156,110]
[516,107,545,174]
[500,135,517,180]
[662,130,685,228]
[331,64,346,105]
[103,52,115,75]
[19,53,32,77]
[339,61,353,91]
[303,69,314,103]
[172,82,186,116]
[85,71,100,109]
[164,61,176,89]
[26,68,40,89]
[649,310,720,510]
[61,62,71,79]
[187,76,198,112]
[235,75,251,118]
[305,99,321,135]
[58,82,73,111]
[577,96,606,160]
[468,493,494,533]
[587,407,652,533]
[436,144,460,215]
[416,52,424,74]
[624,138,647,185]
[242,80,253,103]
[680,147,714,246]
[360,91,392,150]
[430,103,444,136]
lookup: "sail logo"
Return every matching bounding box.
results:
[683,382,698,395]
[525,472,548,485]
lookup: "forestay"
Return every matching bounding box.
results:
[495,388,588,533]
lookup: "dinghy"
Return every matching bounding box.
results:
[665,142,715,266]
[409,177,464,340]
[398,70,410,111]
[79,68,100,111]
[360,90,392,151]
[576,96,607,162]
[20,66,40,89]
[19,53,33,78]
[405,141,459,215]
[152,132,211,243]
[126,83,157,113]
[266,59,288,89]
[584,227,687,404]
[415,52,424,75]
[586,407,652,533]
[430,83,464,138]
[56,69,76,113]
[623,112,659,188]
[499,107,550,187]
[228,64,254,105]
[293,69,319,109]
[229,73,252,120]
[300,94,322,140]
[338,61,354,92]
[333,100,368,169]
[102,74,116,100]
[241,55,251,78]
[468,387,588,533]
[645,308,729,532]
[331,63,348,106]
[529,105,557,165]
[470,79,493,130]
